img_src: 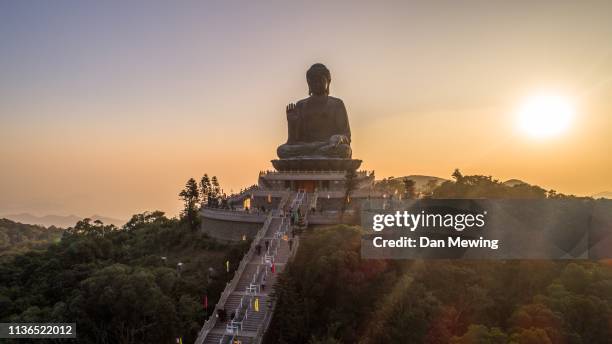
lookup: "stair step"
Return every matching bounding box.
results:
[196,193,302,344]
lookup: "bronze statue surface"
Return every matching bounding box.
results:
[277,63,352,159]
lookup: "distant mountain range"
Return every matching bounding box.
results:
[1,213,125,228]
[592,191,612,199]
[502,179,528,187]
[502,180,611,199]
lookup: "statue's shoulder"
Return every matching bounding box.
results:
[328,96,346,110]
[295,98,309,107]
[328,96,345,106]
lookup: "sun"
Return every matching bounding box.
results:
[517,93,575,138]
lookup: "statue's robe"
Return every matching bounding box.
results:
[278,96,352,159]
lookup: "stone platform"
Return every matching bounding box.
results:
[271,158,361,171]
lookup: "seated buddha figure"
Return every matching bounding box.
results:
[277,63,352,159]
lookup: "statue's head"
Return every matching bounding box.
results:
[307,63,331,96]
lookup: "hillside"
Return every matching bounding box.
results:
[0,218,63,257]
[267,224,612,344]
[0,212,248,343]
[267,172,611,343]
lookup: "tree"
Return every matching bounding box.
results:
[179,178,201,230]
[452,168,464,183]
[433,170,548,199]
[66,218,116,237]
[266,225,399,344]
[509,303,562,343]
[123,211,169,231]
[211,176,220,197]
[77,264,177,343]
[200,174,211,206]
[403,178,416,199]
[373,177,405,196]
[423,179,439,197]
[509,328,552,344]
[451,324,507,344]
[0,207,250,344]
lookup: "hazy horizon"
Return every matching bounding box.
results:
[2,1,611,219]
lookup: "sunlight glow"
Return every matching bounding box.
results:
[517,93,575,138]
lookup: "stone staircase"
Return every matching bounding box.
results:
[195,192,301,344]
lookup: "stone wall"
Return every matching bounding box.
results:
[200,217,262,242]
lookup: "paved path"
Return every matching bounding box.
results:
[195,192,302,344]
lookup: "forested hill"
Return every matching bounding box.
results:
[266,172,612,343]
[267,227,612,344]
[0,218,63,257]
[0,212,249,343]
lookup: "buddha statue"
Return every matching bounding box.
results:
[277,63,352,159]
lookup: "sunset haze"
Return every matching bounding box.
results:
[1,1,611,220]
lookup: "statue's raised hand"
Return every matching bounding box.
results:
[286,103,299,121]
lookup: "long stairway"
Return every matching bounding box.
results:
[195,191,303,344]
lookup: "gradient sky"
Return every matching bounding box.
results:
[1,1,611,220]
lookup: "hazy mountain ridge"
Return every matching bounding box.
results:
[501,179,610,198]
[592,191,612,199]
[1,213,125,228]
[502,179,528,187]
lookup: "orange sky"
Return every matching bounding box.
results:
[1,1,611,220]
